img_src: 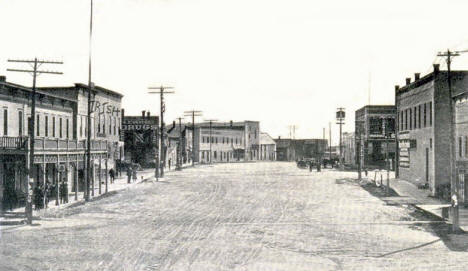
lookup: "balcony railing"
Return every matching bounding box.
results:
[0,136,28,149]
[0,136,108,152]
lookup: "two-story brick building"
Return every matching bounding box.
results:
[355,105,396,169]
[395,64,468,200]
[0,76,123,210]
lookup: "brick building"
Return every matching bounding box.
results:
[122,111,158,168]
[355,105,396,169]
[395,64,468,199]
[0,76,123,210]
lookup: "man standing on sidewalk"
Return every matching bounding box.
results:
[109,168,115,184]
[127,167,132,184]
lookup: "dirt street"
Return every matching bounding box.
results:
[1,162,467,270]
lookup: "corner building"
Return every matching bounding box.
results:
[395,64,468,199]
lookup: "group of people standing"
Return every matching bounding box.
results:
[33,178,69,210]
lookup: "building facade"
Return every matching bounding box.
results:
[342,132,356,166]
[274,137,328,162]
[122,111,158,168]
[396,64,468,201]
[355,105,396,170]
[192,121,260,164]
[259,132,276,161]
[0,77,123,210]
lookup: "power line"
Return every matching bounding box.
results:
[7,58,63,225]
[148,85,175,178]
[204,119,218,164]
[184,110,203,167]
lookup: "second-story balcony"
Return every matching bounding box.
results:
[0,136,109,153]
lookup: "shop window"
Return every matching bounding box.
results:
[410,139,417,149]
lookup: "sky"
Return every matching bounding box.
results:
[2,0,468,145]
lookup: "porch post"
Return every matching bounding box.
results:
[98,156,102,195]
[105,158,108,193]
[55,164,59,206]
[74,162,78,201]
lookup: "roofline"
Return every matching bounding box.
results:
[396,70,468,95]
[1,81,77,103]
[38,83,124,98]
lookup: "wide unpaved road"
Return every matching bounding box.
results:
[1,162,468,270]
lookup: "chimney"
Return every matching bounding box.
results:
[278,136,281,140]
[0,76,5,82]
[414,73,420,81]
[147,111,150,117]
[433,64,440,73]
[405,78,411,85]
[142,110,146,118]
[394,85,400,91]
[121,109,125,119]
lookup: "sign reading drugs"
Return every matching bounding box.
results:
[122,116,158,131]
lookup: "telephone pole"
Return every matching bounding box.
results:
[205,119,218,164]
[329,122,332,165]
[437,49,468,233]
[336,108,345,170]
[7,58,63,224]
[176,117,184,171]
[86,0,94,200]
[184,110,203,166]
[148,85,174,178]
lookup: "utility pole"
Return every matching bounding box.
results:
[336,108,345,170]
[148,85,174,178]
[176,117,183,170]
[205,119,218,164]
[184,110,202,167]
[437,49,468,233]
[86,0,94,201]
[7,58,63,224]
[383,118,390,195]
[355,120,364,181]
[329,122,332,166]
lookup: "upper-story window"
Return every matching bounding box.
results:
[429,101,432,126]
[52,116,56,137]
[45,115,49,137]
[36,115,40,136]
[66,119,70,139]
[2,109,7,136]
[18,111,22,136]
[59,118,63,138]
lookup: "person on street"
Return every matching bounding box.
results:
[132,169,137,182]
[309,161,313,172]
[34,184,43,210]
[109,168,115,184]
[60,178,69,204]
[127,167,132,184]
[44,180,50,208]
